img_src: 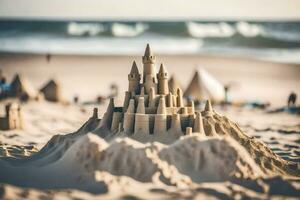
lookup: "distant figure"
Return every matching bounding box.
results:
[0,77,10,97]
[73,95,79,104]
[109,83,119,98]
[224,85,230,103]
[46,54,51,63]
[288,92,297,107]
[96,95,105,104]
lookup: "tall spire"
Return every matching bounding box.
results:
[126,99,135,114]
[177,88,184,107]
[159,63,166,73]
[130,61,139,74]
[168,75,180,95]
[157,63,169,95]
[144,43,153,57]
[142,44,156,87]
[204,100,213,112]
[128,60,141,94]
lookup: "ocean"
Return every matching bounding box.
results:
[0,20,300,64]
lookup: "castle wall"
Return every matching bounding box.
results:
[154,114,167,134]
[170,114,181,132]
[134,114,149,135]
[123,113,135,134]
[145,107,157,114]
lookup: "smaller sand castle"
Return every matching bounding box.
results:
[0,102,23,130]
[101,44,210,135]
[40,79,62,102]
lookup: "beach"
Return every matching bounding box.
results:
[1,53,299,106]
[0,52,300,199]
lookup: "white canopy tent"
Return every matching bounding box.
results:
[184,67,225,102]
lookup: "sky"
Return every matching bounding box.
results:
[0,0,300,20]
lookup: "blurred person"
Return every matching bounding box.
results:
[288,92,297,107]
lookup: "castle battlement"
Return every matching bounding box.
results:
[101,44,214,135]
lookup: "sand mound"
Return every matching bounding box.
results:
[0,106,299,198]
[0,133,266,190]
[85,108,299,177]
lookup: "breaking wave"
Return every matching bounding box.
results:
[0,20,300,63]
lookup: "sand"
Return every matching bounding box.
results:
[0,53,300,106]
[0,53,300,199]
[0,100,299,199]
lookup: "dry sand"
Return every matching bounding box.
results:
[0,101,299,199]
[0,53,299,199]
[0,53,299,106]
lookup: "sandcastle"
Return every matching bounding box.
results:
[100,44,212,135]
[40,79,62,102]
[0,102,23,130]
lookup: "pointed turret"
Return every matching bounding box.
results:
[188,99,195,114]
[130,61,139,74]
[202,99,214,117]
[193,112,205,134]
[142,44,156,84]
[128,61,141,94]
[177,88,184,107]
[157,97,166,114]
[157,63,169,95]
[144,43,153,57]
[204,100,213,112]
[99,98,115,128]
[126,99,135,113]
[137,97,145,114]
[154,96,167,134]
[167,92,173,107]
[159,63,166,73]
[92,107,98,119]
[168,75,181,95]
[135,97,149,135]
[124,99,135,133]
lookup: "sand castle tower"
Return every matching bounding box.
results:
[168,75,181,95]
[142,44,156,94]
[0,103,23,130]
[40,79,62,102]
[102,44,208,135]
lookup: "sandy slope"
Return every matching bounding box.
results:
[0,53,299,199]
[0,101,299,199]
